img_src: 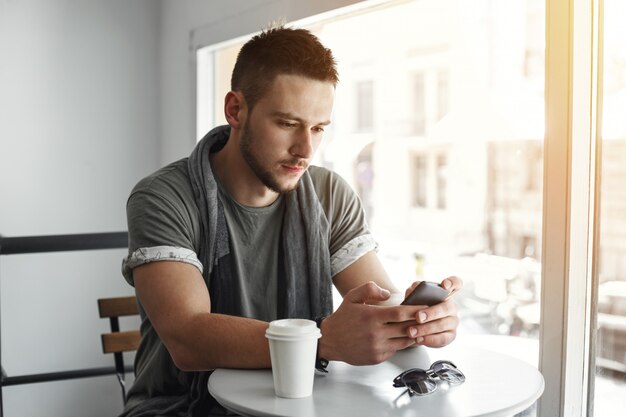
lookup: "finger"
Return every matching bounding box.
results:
[377,304,424,324]
[385,336,418,353]
[415,298,458,324]
[410,315,459,339]
[377,319,424,339]
[441,276,463,294]
[346,335,416,365]
[418,330,457,348]
[370,345,411,365]
[346,281,391,304]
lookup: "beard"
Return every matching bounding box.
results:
[239,123,306,194]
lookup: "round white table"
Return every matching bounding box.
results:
[208,342,544,417]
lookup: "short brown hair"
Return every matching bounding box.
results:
[231,25,339,111]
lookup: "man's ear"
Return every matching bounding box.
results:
[224,91,247,129]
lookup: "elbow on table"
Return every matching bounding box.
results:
[169,343,210,372]
[171,350,196,372]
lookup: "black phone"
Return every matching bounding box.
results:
[401,281,450,306]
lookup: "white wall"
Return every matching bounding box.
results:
[0,1,368,416]
[0,1,159,416]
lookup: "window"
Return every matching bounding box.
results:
[199,0,545,364]
[411,154,427,208]
[435,154,447,209]
[436,70,449,121]
[191,0,626,414]
[412,73,426,135]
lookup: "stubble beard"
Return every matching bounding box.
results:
[239,123,304,194]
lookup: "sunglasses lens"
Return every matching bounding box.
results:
[394,361,465,396]
[431,361,466,384]
[399,369,429,384]
[407,378,437,395]
[397,369,438,395]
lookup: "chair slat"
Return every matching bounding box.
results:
[98,296,138,318]
[101,330,141,354]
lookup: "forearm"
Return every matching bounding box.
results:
[333,251,400,297]
[167,312,271,371]
[133,261,272,371]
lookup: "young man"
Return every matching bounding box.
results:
[121,26,461,416]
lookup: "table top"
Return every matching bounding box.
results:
[208,341,544,417]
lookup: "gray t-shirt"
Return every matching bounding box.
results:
[121,158,377,415]
[214,174,284,321]
[123,161,375,286]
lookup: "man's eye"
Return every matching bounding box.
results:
[279,121,297,128]
[312,126,325,133]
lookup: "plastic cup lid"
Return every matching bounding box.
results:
[265,319,320,339]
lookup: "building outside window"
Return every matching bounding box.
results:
[411,154,427,208]
[355,80,374,132]
[412,72,426,135]
[437,70,449,122]
[436,153,448,209]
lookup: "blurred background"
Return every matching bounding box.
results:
[199,1,626,416]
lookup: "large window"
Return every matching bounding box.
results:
[198,0,545,352]
[193,0,626,415]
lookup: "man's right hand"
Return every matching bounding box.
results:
[318,281,422,365]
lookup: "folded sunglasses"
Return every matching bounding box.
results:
[393,360,466,396]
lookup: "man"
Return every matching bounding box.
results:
[121,25,461,416]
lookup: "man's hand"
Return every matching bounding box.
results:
[403,276,462,348]
[318,281,422,365]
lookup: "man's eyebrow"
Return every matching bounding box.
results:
[272,111,332,126]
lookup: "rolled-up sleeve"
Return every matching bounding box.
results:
[330,234,378,277]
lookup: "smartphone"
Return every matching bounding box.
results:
[401,281,450,306]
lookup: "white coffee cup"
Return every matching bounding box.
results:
[265,319,321,398]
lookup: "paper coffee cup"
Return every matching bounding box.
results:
[265,319,321,398]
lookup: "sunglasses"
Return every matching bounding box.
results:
[393,360,466,396]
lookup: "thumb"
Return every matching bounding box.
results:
[346,281,391,304]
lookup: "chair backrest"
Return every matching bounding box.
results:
[98,296,141,353]
[97,296,141,403]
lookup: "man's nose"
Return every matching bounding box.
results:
[290,128,314,159]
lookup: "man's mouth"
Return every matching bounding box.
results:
[281,164,306,174]
[280,160,308,173]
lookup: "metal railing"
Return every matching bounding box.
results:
[0,232,129,417]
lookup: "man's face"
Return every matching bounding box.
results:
[239,74,335,194]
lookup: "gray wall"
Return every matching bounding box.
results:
[0,1,159,416]
[0,1,364,415]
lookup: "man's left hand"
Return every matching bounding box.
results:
[403,276,462,348]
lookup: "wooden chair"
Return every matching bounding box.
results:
[98,296,141,403]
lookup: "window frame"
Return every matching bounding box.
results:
[539,0,602,416]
